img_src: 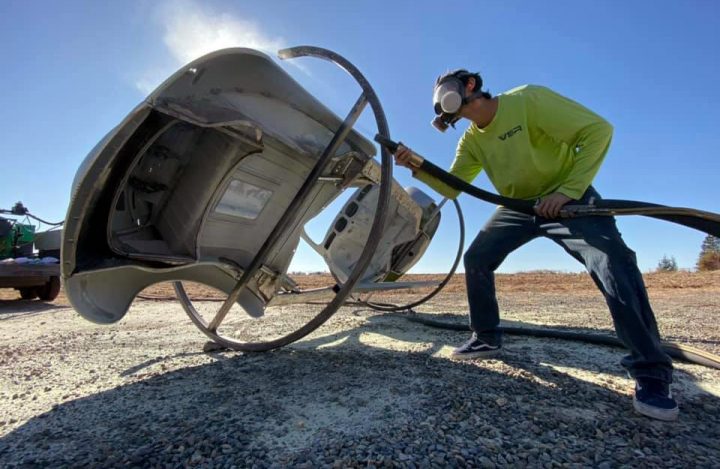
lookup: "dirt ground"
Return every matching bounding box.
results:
[1,271,719,467]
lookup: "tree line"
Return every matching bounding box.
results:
[657,235,720,272]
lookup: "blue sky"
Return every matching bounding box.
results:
[1,0,718,273]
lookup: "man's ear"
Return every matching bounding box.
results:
[465,77,476,94]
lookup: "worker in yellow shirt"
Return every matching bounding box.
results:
[394,70,677,421]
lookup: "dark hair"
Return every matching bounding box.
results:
[436,69,492,99]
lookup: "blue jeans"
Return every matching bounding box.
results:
[463,186,673,383]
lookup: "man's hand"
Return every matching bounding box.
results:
[393,144,415,169]
[534,192,573,219]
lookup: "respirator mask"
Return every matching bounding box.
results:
[431,70,483,132]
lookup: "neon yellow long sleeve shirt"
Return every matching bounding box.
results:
[415,85,613,201]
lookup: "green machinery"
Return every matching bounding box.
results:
[0,202,62,301]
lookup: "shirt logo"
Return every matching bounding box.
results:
[499,125,522,141]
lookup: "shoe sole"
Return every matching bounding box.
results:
[450,349,502,360]
[633,397,679,421]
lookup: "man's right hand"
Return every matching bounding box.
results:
[393,144,415,169]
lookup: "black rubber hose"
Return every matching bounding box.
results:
[26,213,64,226]
[374,135,720,237]
[0,208,64,227]
[419,158,720,236]
[404,313,720,370]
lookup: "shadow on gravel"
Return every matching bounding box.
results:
[0,300,68,321]
[2,313,720,467]
[299,311,656,381]
[120,352,213,377]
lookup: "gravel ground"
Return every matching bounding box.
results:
[1,275,719,468]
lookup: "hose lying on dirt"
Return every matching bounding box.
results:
[402,312,720,371]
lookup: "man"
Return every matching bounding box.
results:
[394,70,678,421]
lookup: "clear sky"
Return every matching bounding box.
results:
[1,0,718,273]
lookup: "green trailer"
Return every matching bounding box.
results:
[0,214,61,301]
[0,262,60,300]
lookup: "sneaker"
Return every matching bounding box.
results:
[451,333,502,360]
[633,378,679,421]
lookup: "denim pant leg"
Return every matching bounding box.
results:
[464,207,539,341]
[539,188,673,383]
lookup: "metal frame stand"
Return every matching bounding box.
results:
[175,46,395,351]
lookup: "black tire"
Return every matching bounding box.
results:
[37,276,61,301]
[19,288,38,300]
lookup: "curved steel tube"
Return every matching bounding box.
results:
[175,46,395,351]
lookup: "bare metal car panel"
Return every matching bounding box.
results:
[63,48,438,325]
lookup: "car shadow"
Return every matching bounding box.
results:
[2,309,718,467]
[0,299,69,321]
